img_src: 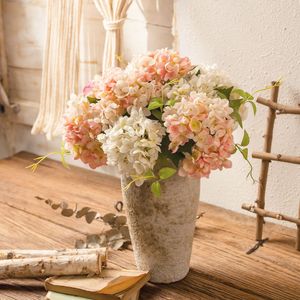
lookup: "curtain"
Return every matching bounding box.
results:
[93,0,133,74]
[31,0,83,140]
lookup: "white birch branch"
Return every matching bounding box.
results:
[0,253,102,279]
[0,248,107,263]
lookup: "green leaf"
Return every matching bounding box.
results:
[148,98,163,110]
[144,169,155,178]
[229,99,243,109]
[249,101,257,115]
[215,86,233,99]
[151,181,161,197]
[166,99,177,107]
[241,130,250,147]
[160,136,185,168]
[232,88,254,100]
[231,111,243,128]
[87,96,97,103]
[158,167,177,180]
[241,148,248,159]
[151,109,162,121]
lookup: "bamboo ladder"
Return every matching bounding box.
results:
[242,81,300,250]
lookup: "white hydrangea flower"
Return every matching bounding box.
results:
[92,98,124,131]
[194,65,233,97]
[98,108,165,184]
[165,65,233,102]
[64,94,89,120]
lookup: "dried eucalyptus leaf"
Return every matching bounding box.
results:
[51,203,61,210]
[86,234,101,244]
[110,239,125,250]
[120,225,130,240]
[108,233,123,243]
[61,208,74,217]
[85,211,98,224]
[115,215,127,227]
[102,213,116,225]
[86,234,107,248]
[76,207,91,218]
[105,228,120,239]
[60,201,68,209]
[45,199,52,205]
[75,239,86,249]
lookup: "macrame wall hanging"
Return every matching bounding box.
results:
[31,0,83,140]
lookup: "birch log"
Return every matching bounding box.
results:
[0,248,107,263]
[0,253,102,279]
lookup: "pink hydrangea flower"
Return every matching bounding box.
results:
[63,96,106,169]
[163,92,235,178]
[82,81,95,97]
[132,48,192,83]
[178,132,235,178]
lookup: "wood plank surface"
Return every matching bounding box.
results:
[0,152,299,300]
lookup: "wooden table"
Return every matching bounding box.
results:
[0,152,299,300]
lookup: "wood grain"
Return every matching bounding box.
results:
[0,152,299,299]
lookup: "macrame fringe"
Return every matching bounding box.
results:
[31,0,83,140]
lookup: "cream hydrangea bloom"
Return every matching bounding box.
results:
[98,108,165,184]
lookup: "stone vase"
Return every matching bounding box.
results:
[121,174,200,283]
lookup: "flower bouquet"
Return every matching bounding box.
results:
[62,49,255,283]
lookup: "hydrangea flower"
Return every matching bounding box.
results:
[98,108,165,183]
[82,69,158,121]
[163,92,235,178]
[62,49,254,185]
[129,48,192,83]
[63,94,106,169]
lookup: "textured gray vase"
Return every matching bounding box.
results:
[121,174,200,283]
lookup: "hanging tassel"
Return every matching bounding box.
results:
[93,0,133,74]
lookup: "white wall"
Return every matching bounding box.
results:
[175,0,300,224]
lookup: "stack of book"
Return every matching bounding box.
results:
[44,268,150,300]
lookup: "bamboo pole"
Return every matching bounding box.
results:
[252,151,300,165]
[255,82,279,241]
[296,203,300,251]
[257,97,300,115]
[0,253,102,279]
[0,248,107,263]
[242,204,300,226]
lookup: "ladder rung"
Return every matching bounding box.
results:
[242,203,300,225]
[257,96,300,114]
[252,151,300,164]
